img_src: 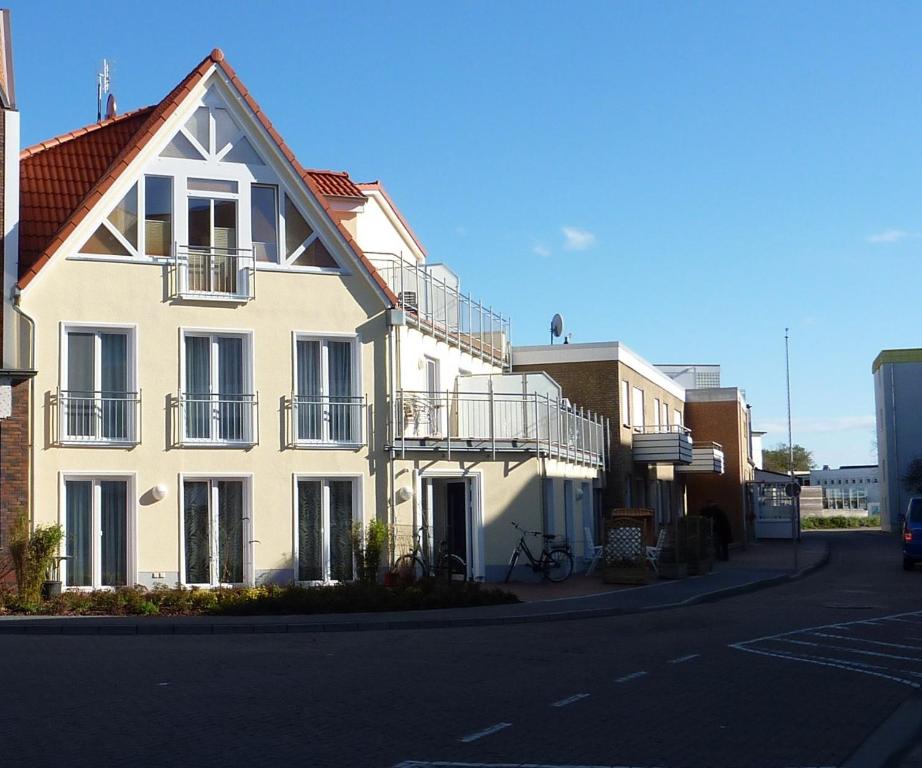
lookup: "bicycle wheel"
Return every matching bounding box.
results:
[392,554,426,582]
[543,549,574,583]
[437,553,467,582]
[504,549,520,583]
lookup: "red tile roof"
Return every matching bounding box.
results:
[304,169,364,200]
[19,106,156,279]
[17,48,397,306]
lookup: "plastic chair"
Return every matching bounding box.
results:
[584,526,603,575]
[646,527,666,574]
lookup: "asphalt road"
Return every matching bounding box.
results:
[2,530,921,768]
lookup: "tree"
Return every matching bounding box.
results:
[762,443,815,473]
[902,458,922,494]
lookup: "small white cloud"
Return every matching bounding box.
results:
[867,229,912,244]
[562,226,596,251]
[532,243,552,258]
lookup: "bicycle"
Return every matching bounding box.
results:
[504,521,574,583]
[392,527,467,582]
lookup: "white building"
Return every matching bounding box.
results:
[807,465,880,515]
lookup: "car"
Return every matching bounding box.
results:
[903,497,922,570]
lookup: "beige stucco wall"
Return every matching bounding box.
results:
[23,254,390,586]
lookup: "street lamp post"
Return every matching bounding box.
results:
[785,327,799,570]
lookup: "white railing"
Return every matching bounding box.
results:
[57,389,140,444]
[174,245,255,301]
[292,395,366,446]
[178,393,258,445]
[391,389,607,467]
[633,423,691,436]
[369,256,511,369]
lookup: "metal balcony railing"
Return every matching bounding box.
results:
[291,395,366,446]
[57,389,140,445]
[368,256,511,369]
[178,393,258,445]
[173,245,255,301]
[391,389,607,467]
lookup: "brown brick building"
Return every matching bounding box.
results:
[682,388,756,545]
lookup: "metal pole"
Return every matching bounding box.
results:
[785,327,798,570]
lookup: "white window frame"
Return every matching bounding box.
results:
[179,328,256,446]
[621,380,631,427]
[178,473,254,587]
[291,331,363,446]
[59,322,139,446]
[632,386,645,431]
[59,472,137,590]
[653,398,661,429]
[292,473,364,584]
[674,409,682,428]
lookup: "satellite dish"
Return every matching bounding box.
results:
[105,92,117,119]
[550,313,564,344]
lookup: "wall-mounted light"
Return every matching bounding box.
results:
[575,486,584,501]
[396,486,414,503]
[151,484,168,502]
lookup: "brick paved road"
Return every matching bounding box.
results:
[1,531,919,768]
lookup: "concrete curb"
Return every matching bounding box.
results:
[0,544,830,637]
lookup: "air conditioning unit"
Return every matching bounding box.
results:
[398,291,418,311]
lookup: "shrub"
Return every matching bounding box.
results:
[801,515,880,530]
[352,519,390,583]
[0,580,519,617]
[8,510,64,606]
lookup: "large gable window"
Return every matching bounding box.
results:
[251,185,278,263]
[159,97,264,165]
[80,183,138,257]
[284,194,337,269]
[144,176,172,257]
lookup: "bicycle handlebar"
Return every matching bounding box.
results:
[510,521,543,538]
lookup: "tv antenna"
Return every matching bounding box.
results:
[97,59,113,121]
[550,313,564,345]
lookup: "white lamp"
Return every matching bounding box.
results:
[396,486,414,503]
[151,483,168,501]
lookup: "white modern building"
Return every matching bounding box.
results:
[873,349,922,531]
[808,465,880,515]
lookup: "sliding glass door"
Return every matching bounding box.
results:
[183,479,247,586]
[64,478,130,588]
[296,478,355,582]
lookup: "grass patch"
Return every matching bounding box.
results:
[0,579,519,617]
[801,515,880,530]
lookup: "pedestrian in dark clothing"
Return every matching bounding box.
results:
[700,503,732,561]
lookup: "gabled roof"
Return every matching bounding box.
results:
[357,181,428,258]
[17,48,397,305]
[305,169,364,200]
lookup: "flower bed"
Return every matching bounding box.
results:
[0,579,519,617]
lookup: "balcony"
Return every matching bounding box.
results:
[676,442,725,474]
[57,389,140,446]
[390,388,606,467]
[632,424,694,465]
[177,393,258,446]
[369,256,510,369]
[173,246,255,302]
[289,395,367,447]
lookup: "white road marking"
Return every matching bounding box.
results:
[550,693,591,707]
[395,762,836,768]
[731,609,922,688]
[615,671,648,683]
[668,653,700,664]
[810,632,922,652]
[458,723,512,743]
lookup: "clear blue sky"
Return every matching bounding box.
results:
[11,1,920,467]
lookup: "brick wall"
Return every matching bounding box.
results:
[683,398,752,543]
[0,377,29,579]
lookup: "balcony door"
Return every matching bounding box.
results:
[64,477,131,588]
[295,337,357,444]
[295,478,355,582]
[186,179,239,294]
[183,479,248,586]
[64,328,133,442]
[184,333,251,443]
